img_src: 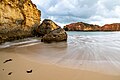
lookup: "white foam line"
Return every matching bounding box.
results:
[0,39,40,48]
[11,39,39,46]
[18,42,40,48]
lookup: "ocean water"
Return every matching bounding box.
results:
[1,31,120,75]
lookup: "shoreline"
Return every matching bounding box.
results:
[0,52,120,80]
[65,30,120,32]
[0,32,120,80]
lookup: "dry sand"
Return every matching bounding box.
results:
[0,51,120,80]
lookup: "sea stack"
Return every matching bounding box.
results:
[0,0,41,44]
[36,19,67,43]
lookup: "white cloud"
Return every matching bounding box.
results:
[31,0,120,26]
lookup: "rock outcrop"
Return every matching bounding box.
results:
[101,23,120,31]
[0,0,41,43]
[41,28,67,43]
[64,22,120,31]
[64,22,100,31]
[36,19,59,36]
[36,19,67,43]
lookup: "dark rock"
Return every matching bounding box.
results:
[8,72,12,75]
[27,70,32,73]
[3,59,12,63]
[36,19,67,43]
[36,19,59,36]
[41,28,67,43]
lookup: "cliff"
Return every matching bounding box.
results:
[64,22,100,31]
[0,0,41,43]
[64,22,120,31]
[101,23,120,31]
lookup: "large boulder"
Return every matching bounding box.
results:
[0,0,41,43]
[36,19,59,36]
[41,28,67,43]
[36,19,67,43]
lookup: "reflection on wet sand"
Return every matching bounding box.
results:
[1,32,120,76]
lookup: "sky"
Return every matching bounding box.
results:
[31,0,120,27]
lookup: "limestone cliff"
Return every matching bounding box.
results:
[0,0,41,43]
[101,23,120,31]
[64,22,100,31]
[64,22,120,31]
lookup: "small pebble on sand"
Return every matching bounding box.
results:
[3,59,12,63]
[8,72,12,75]
[27,70,32,73]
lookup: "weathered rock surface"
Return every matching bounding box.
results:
[36,19,67,43]
[0,0,41,43]
[41,28,67,43]
[64,22,120,31]
[101,23,120,31]
[64,22,100,31]
[36,19,59,36]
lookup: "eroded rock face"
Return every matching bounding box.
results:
[36,19,59,36]
[64,22,120,31]
[36,19,67,43]
[0,0,41,43]
[64,22,100,31]
[41,28,67,43]
[101,23,120,31]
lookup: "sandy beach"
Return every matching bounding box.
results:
[1,32,120,80]
[1,0,120,80]
[0,51,120,80]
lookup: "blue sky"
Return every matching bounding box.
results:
[31,0,120,26]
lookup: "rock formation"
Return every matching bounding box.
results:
[101,23,120,31]
[64,22,120,31]
[64,22,100,31]
[36,19,59,36]
[0,0,41,43]
[41,28,67,43]
[36,19,67,43]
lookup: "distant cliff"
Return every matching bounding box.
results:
[0,0,41,43]
[64,22,120,31]
[101,23,120,31]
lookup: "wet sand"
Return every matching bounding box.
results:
[0,52,120,80]
[1,32,120,80]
